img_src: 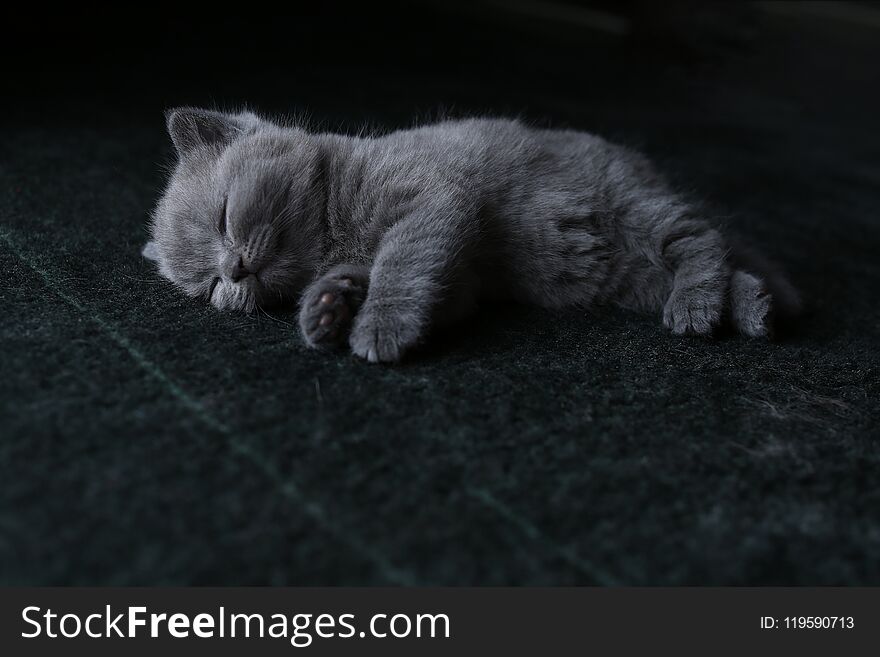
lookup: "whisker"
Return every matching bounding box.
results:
[257,305,294,327]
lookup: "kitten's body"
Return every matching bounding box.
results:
[145,109,799,362]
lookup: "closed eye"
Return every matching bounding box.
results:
[217,195,228,236]
[207,277,220,301]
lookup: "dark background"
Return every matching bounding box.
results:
[1,1,879,585]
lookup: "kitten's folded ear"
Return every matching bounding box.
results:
[165,107,259,155]
[142,240,160,262]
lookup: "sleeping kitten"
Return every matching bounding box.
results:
[144,108,800,362]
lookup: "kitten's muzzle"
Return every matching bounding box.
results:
[230,256,255,282]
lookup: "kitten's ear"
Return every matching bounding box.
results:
[165,107,256,155]
[142,240,160,262]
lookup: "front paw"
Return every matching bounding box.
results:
[348,304,424,363]
[730,270,773,338]
[663,287,723,336]
[299,269,367,349]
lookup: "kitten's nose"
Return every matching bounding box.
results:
[230,257,251,282]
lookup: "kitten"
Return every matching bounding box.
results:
[144,108,800,362]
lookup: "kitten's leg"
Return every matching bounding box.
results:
[349,190,477,363]
[661,217,730,335]
[298,264,370,349]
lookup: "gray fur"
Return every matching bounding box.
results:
[145,108,800,362]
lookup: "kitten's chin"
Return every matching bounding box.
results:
[209,277,262,313]
[209,263,315,313]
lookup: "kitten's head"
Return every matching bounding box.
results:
[144,107,326,312]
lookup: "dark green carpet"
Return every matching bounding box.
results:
[1,4,879,585]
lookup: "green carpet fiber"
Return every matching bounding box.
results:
[1,5,878,584]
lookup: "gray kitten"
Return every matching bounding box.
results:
[144,108,800,362]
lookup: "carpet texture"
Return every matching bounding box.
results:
[1,3,879,585]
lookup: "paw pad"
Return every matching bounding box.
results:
[299,273,367,349]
